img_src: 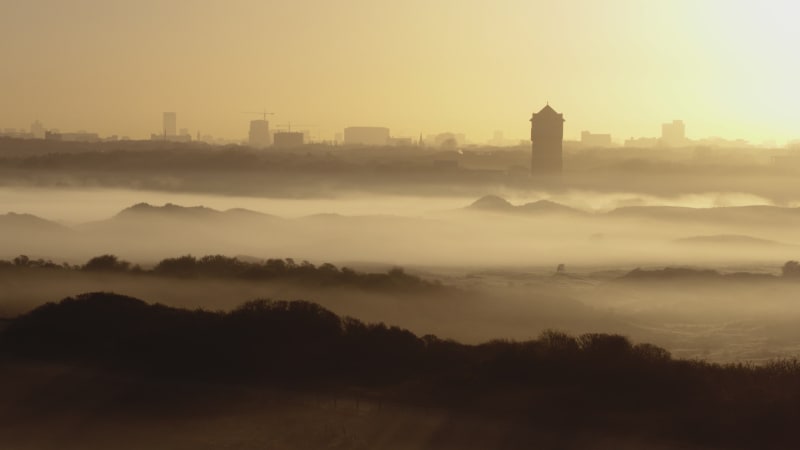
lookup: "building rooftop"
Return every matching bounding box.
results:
[531,104,565,121]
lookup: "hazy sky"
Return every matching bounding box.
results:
[1,0,798,144]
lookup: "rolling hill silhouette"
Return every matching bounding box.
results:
[518,199,585,215]
[609,204,800,225]
[76,203,282,236]
[620,266,777,282]
[2,292,799,449]
[0,212,70,233]
[466,195,585,215]
[468,194,514,211]
[674,234,789,247]
[4,200,800,268]
[115,202,278,221]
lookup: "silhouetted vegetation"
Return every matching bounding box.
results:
[1,292,799,449]
[13,253,800,289]
[0,254,443,293]
[0,254,69,270]
[82,254,131,272]
[782,260,800,278]
[621,266,786,282]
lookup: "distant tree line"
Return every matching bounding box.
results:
[1,292,799,449]
[622,261,800,281]
[0,147,511,196]
[783,260,800,277]
[0,255,69,270]
[8,254,800,289]
[0,254,443,293]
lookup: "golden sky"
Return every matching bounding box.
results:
[1,0,798,144]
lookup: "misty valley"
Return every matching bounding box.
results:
[5,190,800,362]
[3,176,800,448]
[6,0,800,447]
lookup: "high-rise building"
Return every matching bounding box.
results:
[273,131,304,148]
[661,120,687,147]
[163,112,177,136]
[489,130,506,146]
[580,130,612,148]
[248,120,270,148]
[530,104,564,175]
[343,127,390,146]
[30,120,45,139]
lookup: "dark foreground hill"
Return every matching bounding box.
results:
[0,292,798,449]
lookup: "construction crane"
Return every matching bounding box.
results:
[274,123,321,138]
[273,123,323,144]
[242,109,275,121]
[273,122,316,132]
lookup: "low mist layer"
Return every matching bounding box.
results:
[3,192,800,268]
[5,254,800,363]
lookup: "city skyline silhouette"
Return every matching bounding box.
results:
[1,1,797,144]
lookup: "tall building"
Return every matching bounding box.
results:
[273,131,304,148]
[30,120,45,139]
[530,104,564,175]
[581,130,612,148]
[343,127,390,146]
[163,112,177,136]
[661,120,687,147]
[489,130,506,146]
[248,120,270,148]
